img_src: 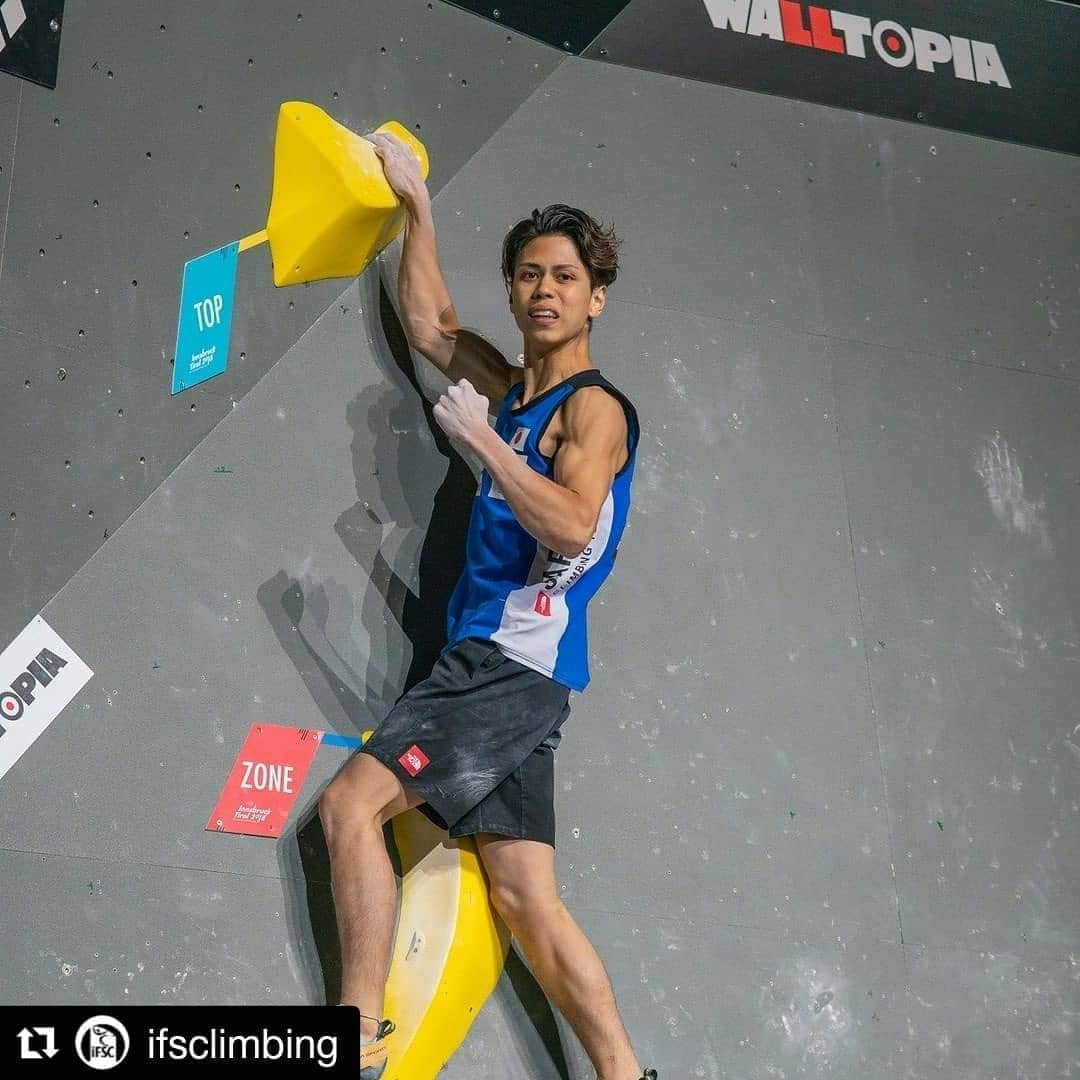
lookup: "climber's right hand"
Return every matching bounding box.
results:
[364,131,427,206]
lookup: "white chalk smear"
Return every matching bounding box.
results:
[975,431,1052,553]
[970,563,1028,669]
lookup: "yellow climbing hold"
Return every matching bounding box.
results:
[352,735,509,1078]
[262,102,429,287]
[382,813,510,1079]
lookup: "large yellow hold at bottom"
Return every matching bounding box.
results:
[264,102,429,287]
[383,813,511,1079]
[353,730,511,1079]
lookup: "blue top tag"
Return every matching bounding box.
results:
[171,242,240,395]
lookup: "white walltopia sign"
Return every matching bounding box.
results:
[0,616,93,783]
[585,0,1079,155]
[703,0,1011,86]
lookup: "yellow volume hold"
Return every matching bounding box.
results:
[263,102,430,287]
[383,814,511,1079]
[352,731,510,1078]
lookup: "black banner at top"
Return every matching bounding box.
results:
[582,0,1080,157]
[442,1,633,54]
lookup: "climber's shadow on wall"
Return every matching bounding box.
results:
[264,266,571,1078]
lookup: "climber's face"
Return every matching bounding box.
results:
[509,234,605,345]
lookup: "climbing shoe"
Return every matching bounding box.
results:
[359,1017,395,1080]
[640,1070,659,1080]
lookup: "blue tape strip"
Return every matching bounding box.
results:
[321,733,363,750]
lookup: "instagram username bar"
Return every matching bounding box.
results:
[149,1027,338,1068]
[4,1006,360,1075]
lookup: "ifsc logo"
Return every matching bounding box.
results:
[74,1015,130,1071]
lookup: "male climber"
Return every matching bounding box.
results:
[317,129,656,1080]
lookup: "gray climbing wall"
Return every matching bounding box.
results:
[2,2,1079,1079]
[0,0,561,643]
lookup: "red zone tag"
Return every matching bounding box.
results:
[206,723,322,837]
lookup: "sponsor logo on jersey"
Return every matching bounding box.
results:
[541,542,596,593]
[534,591,552,617]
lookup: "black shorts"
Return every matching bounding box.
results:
[357,637,572,847]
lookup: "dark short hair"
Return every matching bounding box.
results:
[501,205,622,326]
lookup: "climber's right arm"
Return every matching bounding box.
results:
[366,131,518,412]
[367,130,518,408]
[398,197,518,410]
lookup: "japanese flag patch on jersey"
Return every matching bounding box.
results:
[487,427,531,500]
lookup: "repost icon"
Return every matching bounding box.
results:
[17,1026,58,1059]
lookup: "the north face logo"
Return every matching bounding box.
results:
[398,744,430,776]
[534,592,552,617]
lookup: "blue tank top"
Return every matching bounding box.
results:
[444,369,640,692]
